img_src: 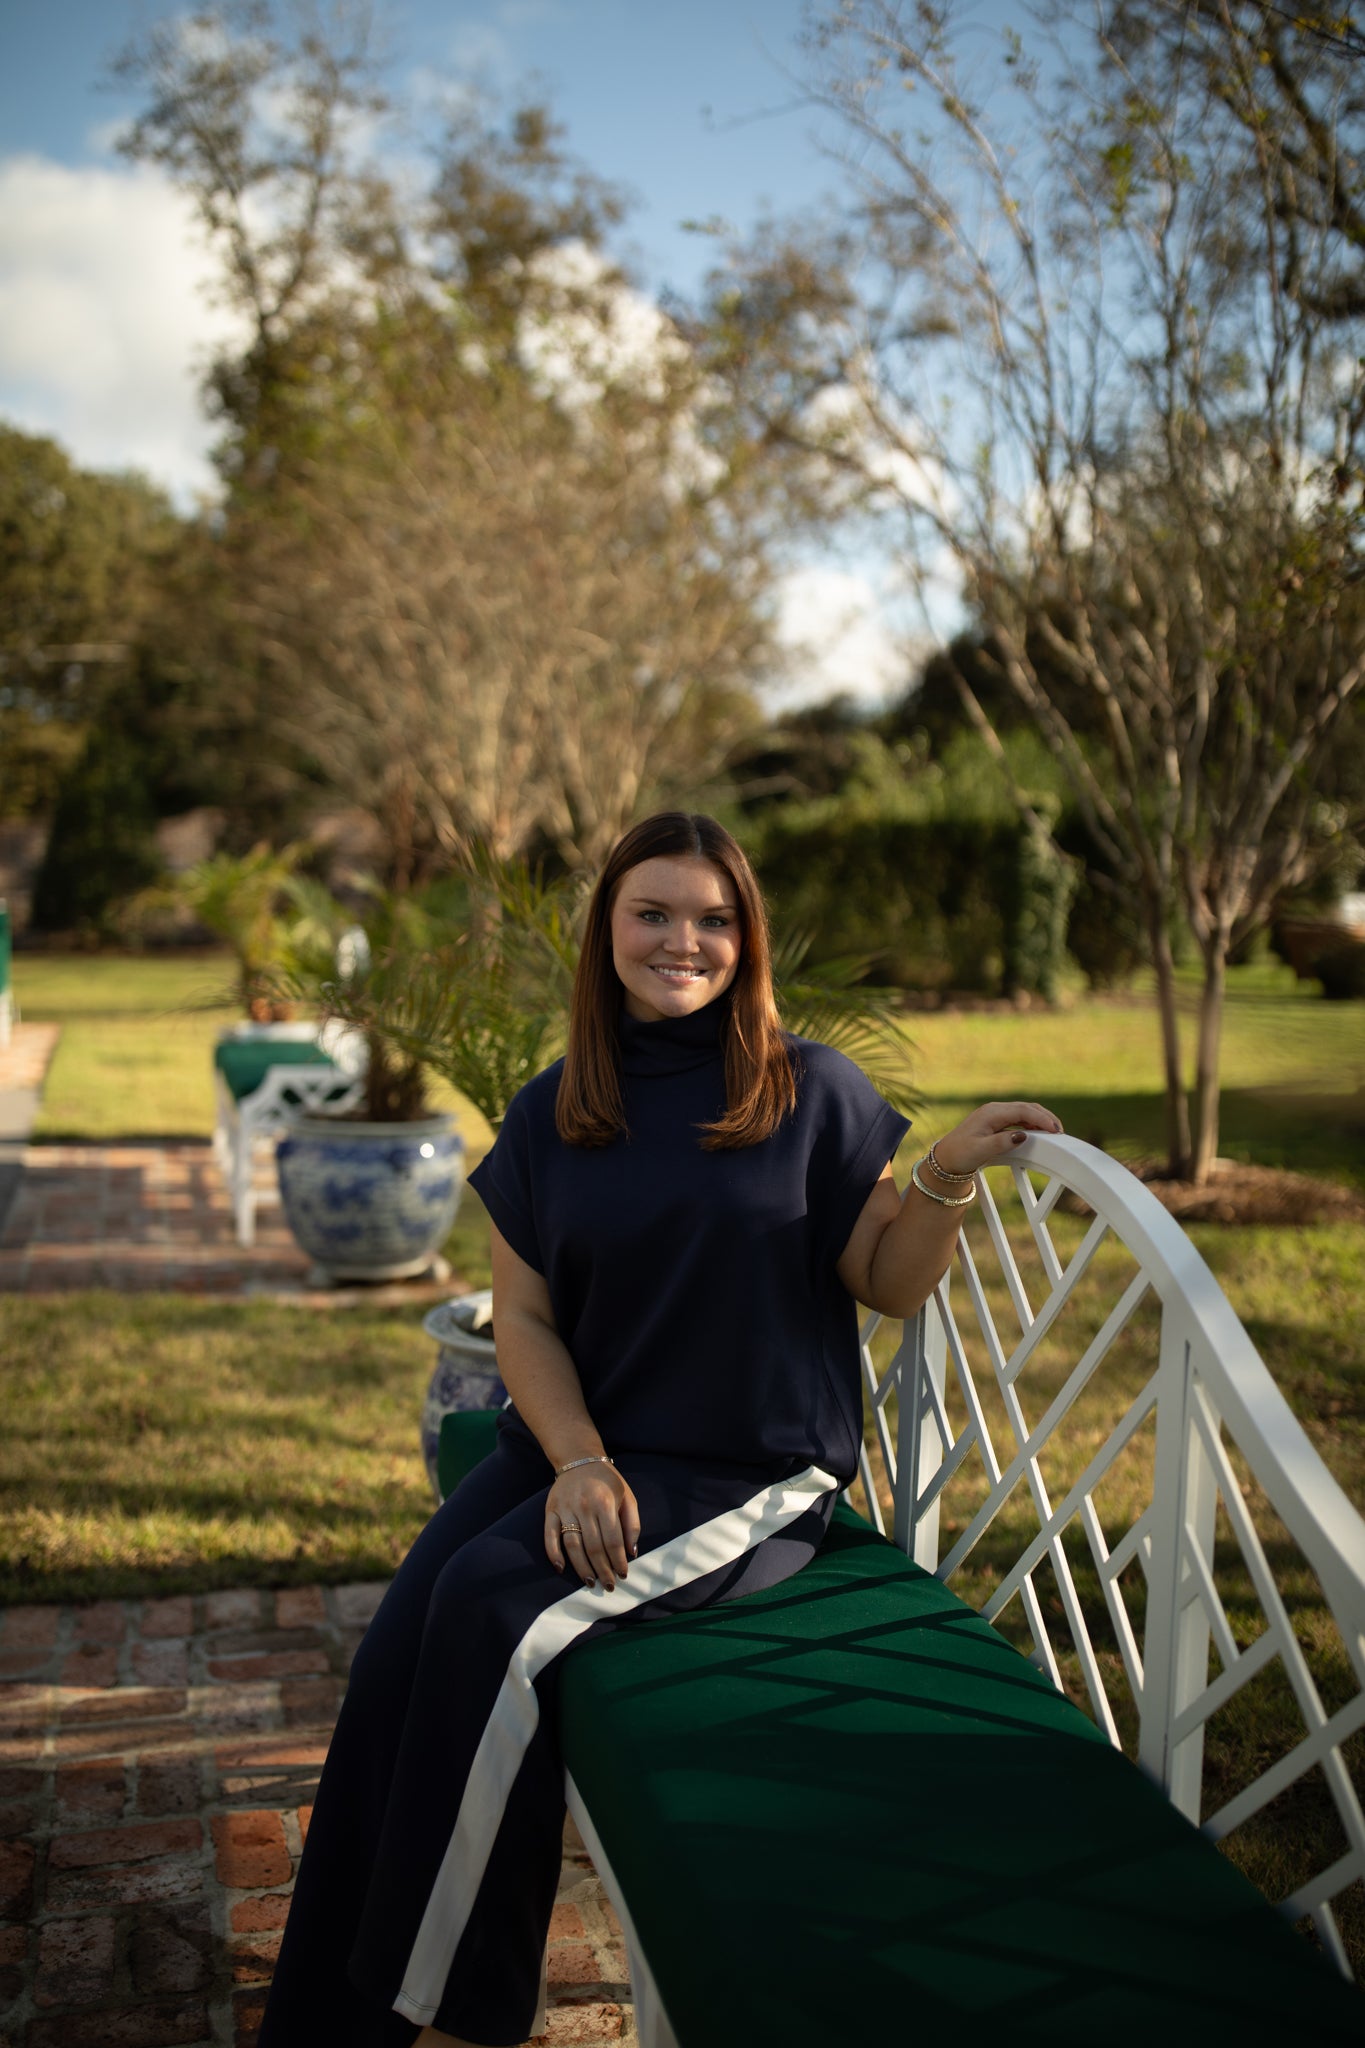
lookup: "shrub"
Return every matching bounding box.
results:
[30,728,163,934]
[1313,940,1365,1001]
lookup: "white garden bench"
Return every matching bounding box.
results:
[443,1132,1364,2041]
[212,1020,366,1245]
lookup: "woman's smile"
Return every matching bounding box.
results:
[609,855,744,1022]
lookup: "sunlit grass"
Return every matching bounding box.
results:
[0,1293,438,1603]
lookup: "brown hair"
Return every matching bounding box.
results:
[555,812,797,1149]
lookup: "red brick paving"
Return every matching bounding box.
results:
[0,1139,463,1300]
[0,1143,312,1296]
[0,1585,636,2046]
[1,1039,629,2041]
[0,1027,59,1094]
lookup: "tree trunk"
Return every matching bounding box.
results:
[1190,945,1227,1188]
[1148,906,1191,1179]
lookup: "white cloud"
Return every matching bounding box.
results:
[517,239,689,409]
[766,564,922,714]
[0,154,243,503]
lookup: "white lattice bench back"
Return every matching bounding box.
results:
[852,1132,1365,1979]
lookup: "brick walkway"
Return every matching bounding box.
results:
[0,1585,634,2048]
[0,1142,318,1296]
[0,1029,635,2045]
[0,1027,59,1095]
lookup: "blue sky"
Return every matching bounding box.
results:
[0,0,959,705]
[0,0,848,307]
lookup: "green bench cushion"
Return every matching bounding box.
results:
[213,1038,339,1102]
[435,1413,1361,2042]
[562,1504,1362,2044]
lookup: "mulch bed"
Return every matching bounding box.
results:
[1119,1159,1365,1226]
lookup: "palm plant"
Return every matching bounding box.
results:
[772,930,920,1118]
[132,841,314,1017]
[310,857,587,1129]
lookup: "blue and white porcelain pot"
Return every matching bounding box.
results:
[420,1291,504,1499]
[275,1112,464,1282]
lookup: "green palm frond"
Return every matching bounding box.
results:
[773,929,921,1117]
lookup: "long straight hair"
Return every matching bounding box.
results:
[555,812,797,1149]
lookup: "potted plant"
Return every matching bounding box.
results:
[269,858,585,1486]
[264,882,469,1287]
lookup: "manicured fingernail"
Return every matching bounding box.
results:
[1012,1131,1026,1145]
[631,1545,639,1559]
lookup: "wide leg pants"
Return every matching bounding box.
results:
[258,1419,838,2048]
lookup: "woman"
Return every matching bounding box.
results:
[259,812,1061,2048]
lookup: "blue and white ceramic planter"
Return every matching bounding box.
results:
[275,1112,464,1281]
[420,1290,504,1499]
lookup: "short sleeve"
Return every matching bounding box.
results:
[800,1043,912,1264]
[466,1087,545,1274]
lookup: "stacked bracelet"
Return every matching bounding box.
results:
[927,1140,974,1184]
[556,1454,615,1474]
[911,1157,977,1208]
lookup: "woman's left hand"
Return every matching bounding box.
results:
[930,1101,1064,1179]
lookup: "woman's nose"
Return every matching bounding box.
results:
[664,924,699,953]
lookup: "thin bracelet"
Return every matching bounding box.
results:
[556,1454,615,1475]
[911,1157,977,1208]
[927,1140,974,1184]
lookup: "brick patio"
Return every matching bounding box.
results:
[0,1586,634,2047]
[0,1025,635,2045]
[0,1141,318,1295]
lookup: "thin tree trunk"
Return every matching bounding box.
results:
[1148,905,1191,1179]
[1190,945,1227,1188]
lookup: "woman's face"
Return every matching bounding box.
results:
[609,855,744,1024]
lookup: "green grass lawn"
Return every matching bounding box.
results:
[906,959,1365,1188]
[18,950,240,1140]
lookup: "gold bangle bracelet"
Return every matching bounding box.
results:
[927,1139,974,1184]
[911,1158,977,1208]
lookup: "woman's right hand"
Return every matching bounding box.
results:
[545,1463,641,1591]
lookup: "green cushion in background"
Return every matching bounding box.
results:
[213,1038,339,1102]
[438,1408,501,1501]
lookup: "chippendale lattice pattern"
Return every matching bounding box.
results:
[850,1133,1365,1981]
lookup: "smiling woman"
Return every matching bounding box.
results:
[259,808,1062,2048]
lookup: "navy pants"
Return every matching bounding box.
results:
[259,1419,837,2047]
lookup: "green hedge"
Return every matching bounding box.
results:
[751,808,1076,998]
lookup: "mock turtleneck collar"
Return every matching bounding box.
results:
[617,997,728,1076]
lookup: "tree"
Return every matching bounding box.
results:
[696,0,1365,1181]
[114,3,790,880]
[0,424,182,818]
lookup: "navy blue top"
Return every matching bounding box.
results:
[467,1001,910,1483]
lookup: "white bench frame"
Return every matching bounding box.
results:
[212,1021,366,1246]
[858,1133,1365,1973]
[568,1132,1365,2041]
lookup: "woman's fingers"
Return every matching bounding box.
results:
[619,1484,642,1561]
[546,1473,641,1590]
[936,1102,1064,1176]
